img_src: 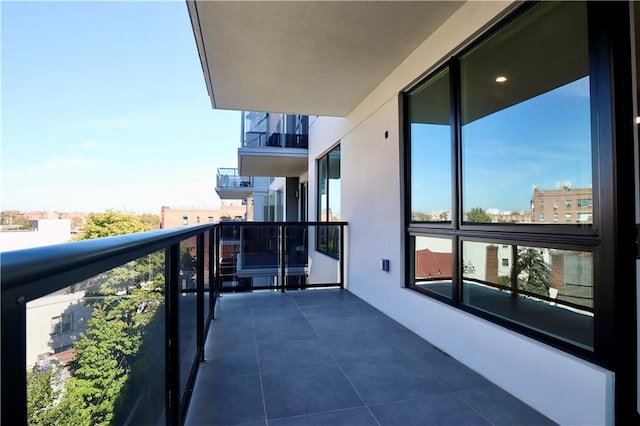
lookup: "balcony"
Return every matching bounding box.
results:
[186,290,557,426]
[238,112,308,177]
[1,221,555,425]
[239,133,308,177]
[215,168,254,200]
[1,222,344,425]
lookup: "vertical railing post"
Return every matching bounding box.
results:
[216,225,223,301]
[196,234,205,363]
[1,294,27,425]
[339,224,345,289]
[279,223,286,292]
[166,244,180,425]
[209,226,216,319]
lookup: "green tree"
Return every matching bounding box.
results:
[1,210,29,229]
[137,213,160,229]
[516,248,551,296]
[70,215,86,231]
[412,212,433,221]
[51,210,167,425]
[57,305,133,425]
[465,207,492,223]
[75,210,153,240]
[27,366,60,425]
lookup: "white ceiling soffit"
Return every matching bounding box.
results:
[188,1,465,117]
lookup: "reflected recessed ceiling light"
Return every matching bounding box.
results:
[636,116,640,125]
[495,76,507,83]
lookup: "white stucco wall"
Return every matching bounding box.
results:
[26,290,92,368]
[307,1,614,424]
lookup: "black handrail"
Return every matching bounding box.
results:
[1,224,214,301]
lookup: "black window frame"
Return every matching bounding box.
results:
[316,144,341,258]
[403,0,635,373]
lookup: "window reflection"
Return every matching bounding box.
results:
[460,2,592,226]
[317,145,341,258]
[462,240,593,349]
[409,68,451,222]
[412,236,453,299]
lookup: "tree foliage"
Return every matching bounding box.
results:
[44,209,168,425]
[27,366,60,425]
[0,210,29,229]
[75,210,154,240]
[465,207,492,223]
[516,248,551,296]
[138,213,160,229]
[412,212,433,221]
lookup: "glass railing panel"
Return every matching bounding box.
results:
[237,225,280,292]
[243,111,269,147]
[219,222,240,291]
[216,223,344,293]
[316,224,341,259]
[284,224,308,289]
[217,168,253,189]
[203,230,211,325]
[243,130,308,149]
[308,223,342,287]
[25,251,166,425]
[179,237,198,403]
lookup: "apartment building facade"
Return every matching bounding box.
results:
[188,1,638,423]
[159,203,247,229]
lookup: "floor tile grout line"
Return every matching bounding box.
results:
[318,294,380,424]
[292,292,382,425]
[250,304,270,426]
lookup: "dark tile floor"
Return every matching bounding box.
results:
[185,289,557,426]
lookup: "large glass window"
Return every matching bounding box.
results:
[317,145,341,257]
[409,68,451,222]
[406,1,603,358]
[460,2,591,225]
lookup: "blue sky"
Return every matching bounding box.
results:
[2,1,242,214]
[411,77,592,214]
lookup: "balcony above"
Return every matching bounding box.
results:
[215,168,254,200]
[238,132,308,177]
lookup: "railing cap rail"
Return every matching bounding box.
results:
[1,224,214,298]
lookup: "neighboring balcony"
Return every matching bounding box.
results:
[215,167,254,200]
[239,132,308,177]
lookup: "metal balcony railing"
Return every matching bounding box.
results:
[242,131,309,149]
[216,168,252,189]
[217,221,346,293]
[1,221,346,425]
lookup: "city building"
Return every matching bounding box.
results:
[159,203,247,229]
[187,1,639,424]
[0,219,89,373]
[530,184,594,224]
